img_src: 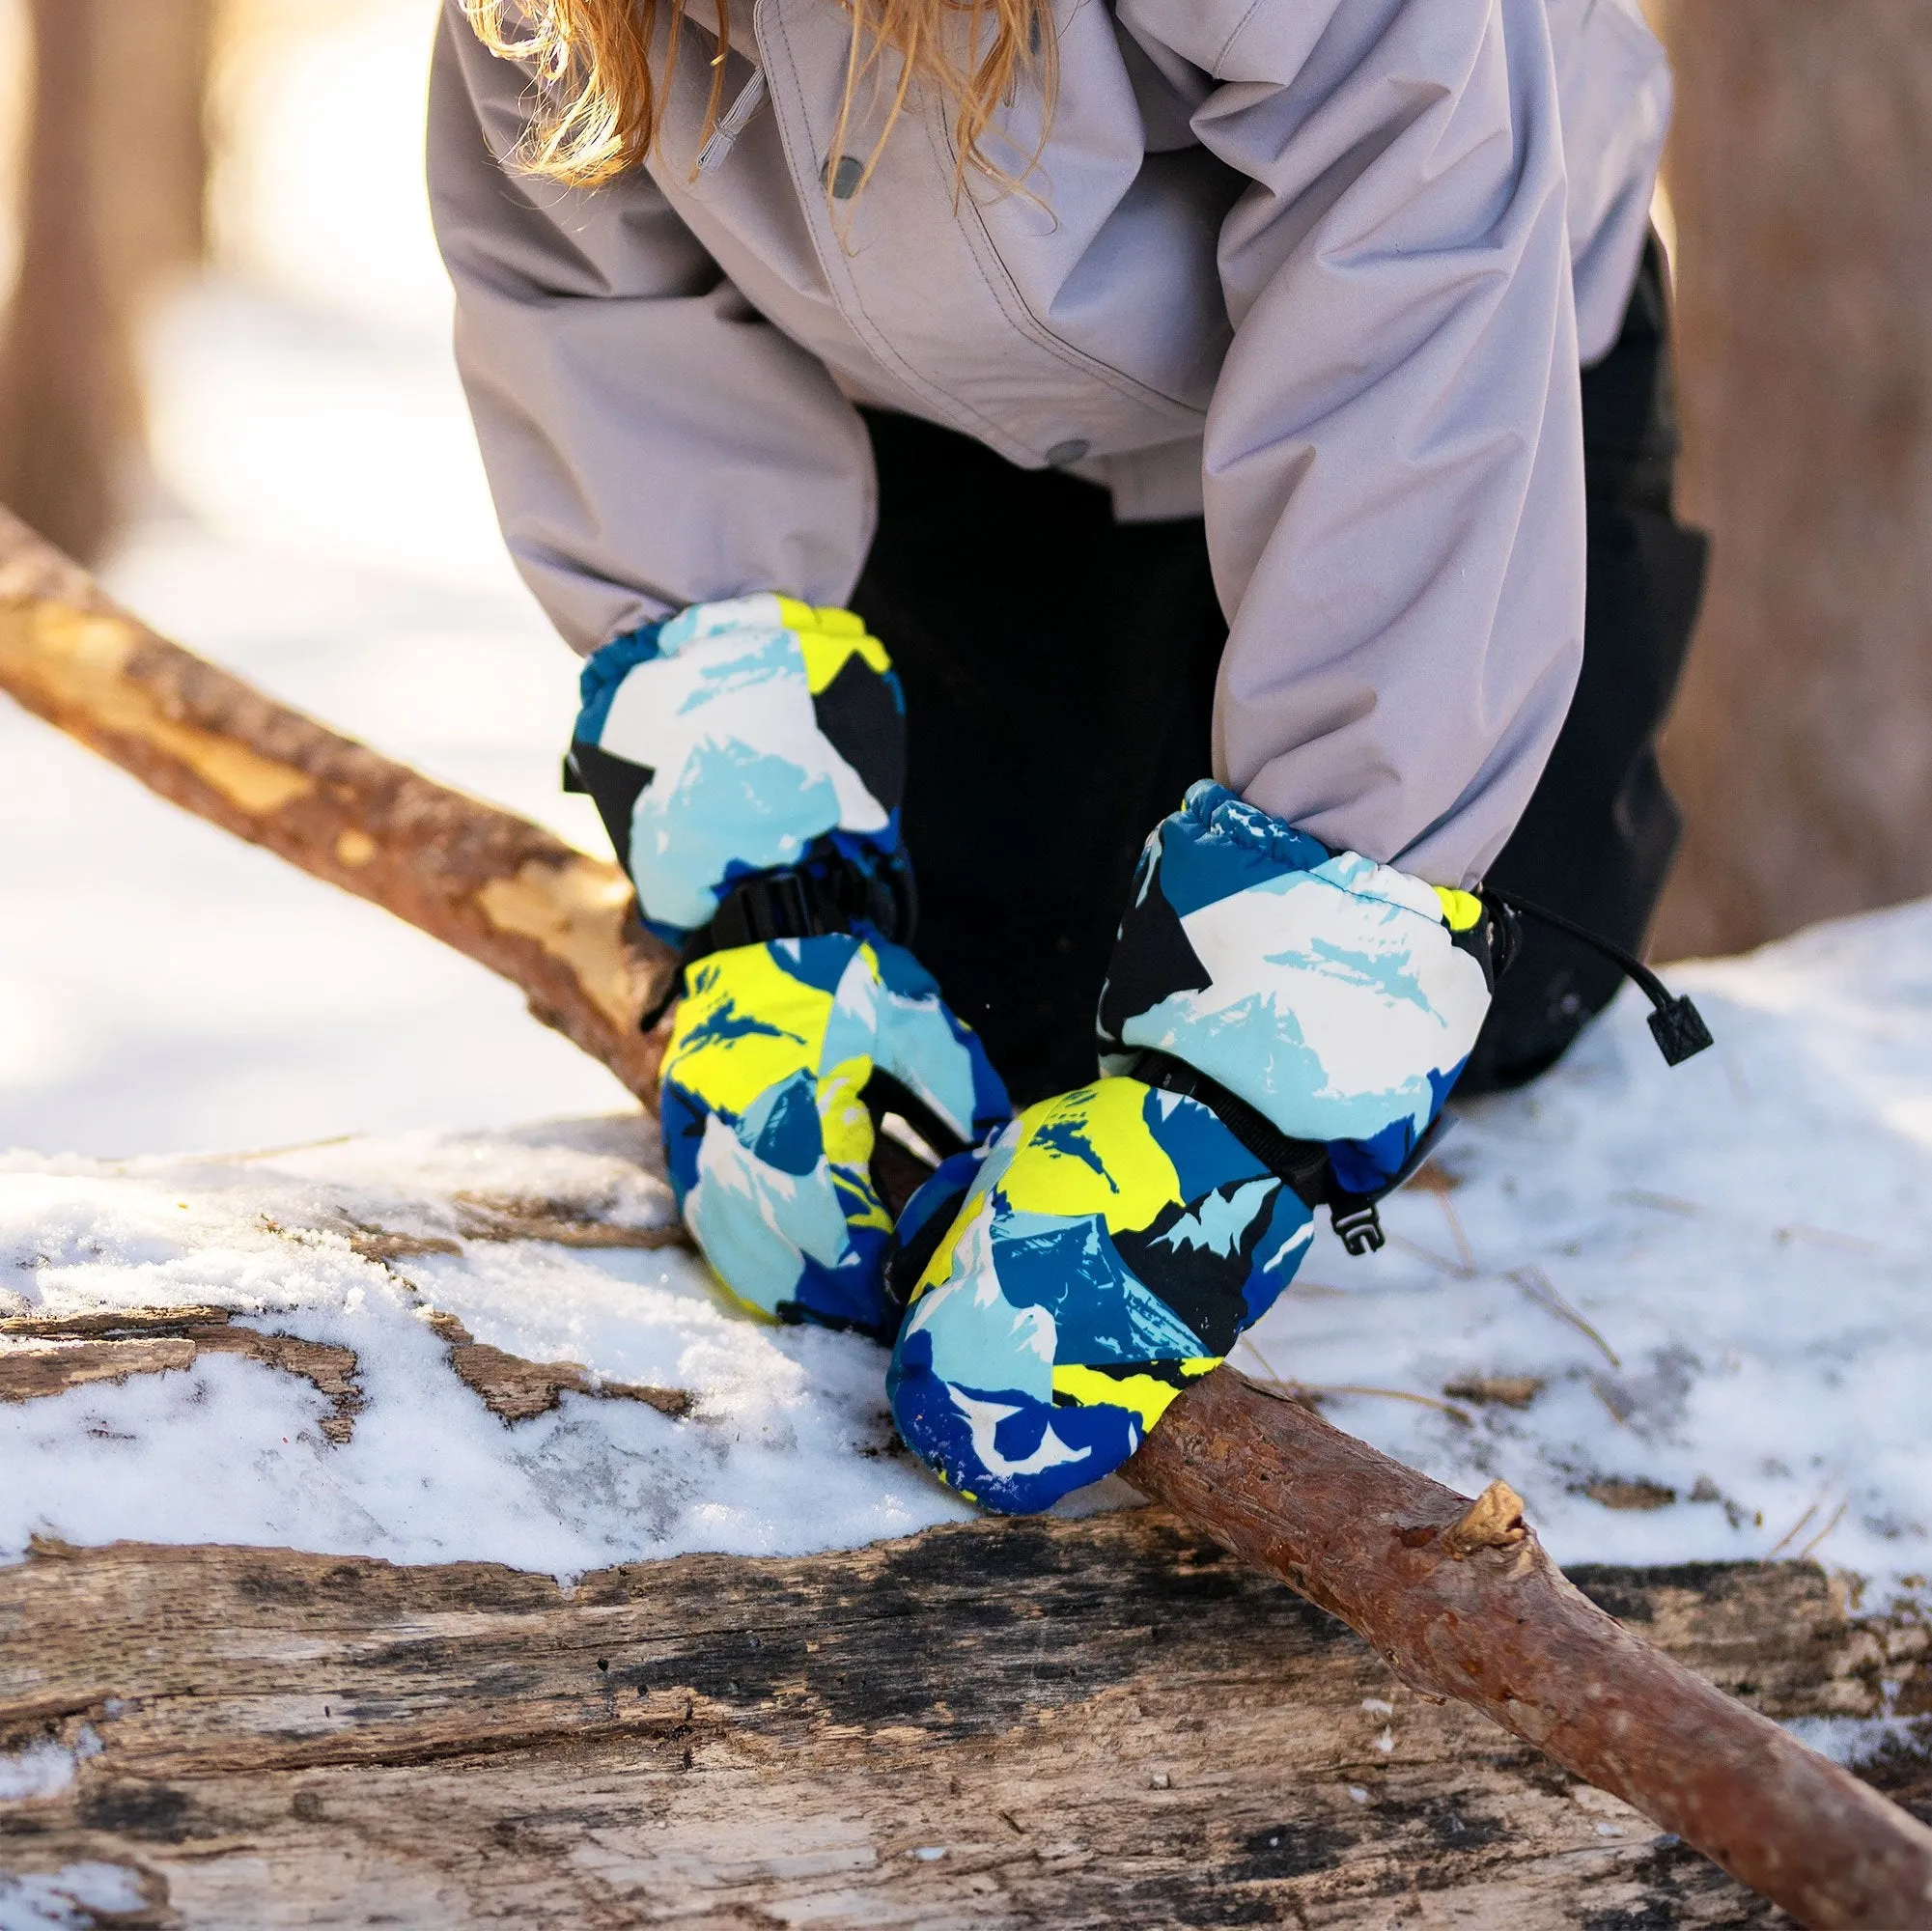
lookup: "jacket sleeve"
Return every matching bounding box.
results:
[427,1,877,653]
[1119,0,1591,888]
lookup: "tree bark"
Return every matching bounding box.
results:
[0,1523,1924,1927]
[0,1304,694,1435]
[1651,7,1932,959]
[1128,1374,1932,1929]
[0,0,132,563]
[3,510,1930,1924]
[90,0,215,307]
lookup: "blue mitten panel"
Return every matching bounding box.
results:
[569,595,908,945]
[1098,781,1496,1194]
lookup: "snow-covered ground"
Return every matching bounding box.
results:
[0,1115,975,1572]
[4,910,1932,1613]
[1,3,1929,1623]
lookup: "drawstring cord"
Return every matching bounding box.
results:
[696,69,770,175]
[1480,888,1715,1068]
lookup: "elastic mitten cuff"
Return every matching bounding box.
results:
[1098,781,1498,1195]
[566,595,908,947]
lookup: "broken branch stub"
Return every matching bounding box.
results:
[1126,1373,1932,1929]
[6,512,1932,1925]
[0,504,677,1102]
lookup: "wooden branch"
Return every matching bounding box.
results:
[5,510,1930,1923]
[0,504,678,1100]
[1127,1375,1932,1928]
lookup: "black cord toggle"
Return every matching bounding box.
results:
[1645,994,1717,1068]
[1481,887,1714,1068]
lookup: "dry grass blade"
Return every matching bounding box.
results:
[208,1131,366,1165]
[1767,1480,1841,1559]
[1509,1265,1621,1369]
[1286,1382,1474,1427]
[1795,1497,1852,1564]
[1386,1231,1476,1279]
[1239,1340,1472,1427]
[1433,1183,1477,1274]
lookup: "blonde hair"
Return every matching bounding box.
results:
[461,0,1057,197]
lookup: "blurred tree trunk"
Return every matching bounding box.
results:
[0,0,127,563]
[0,0,214,565]
[1651,9,1932,959]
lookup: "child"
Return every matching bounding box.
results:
[431,0,1704,1511]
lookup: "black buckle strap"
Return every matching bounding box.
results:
[692,858,914,959]
[701,870,837,954]
[640,857,918,1031]
[1127,1049,1447,1257]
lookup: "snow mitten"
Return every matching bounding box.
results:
[567,594,1008,1333]
[567,594,910,950]
[886,781,1501,1512]
[660,933,1008,1330]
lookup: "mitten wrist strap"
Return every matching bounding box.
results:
[636,854,918,1033]
[1125,1048,1451,1257]
[686,856,917,965]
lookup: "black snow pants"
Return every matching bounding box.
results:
[849,238,1709,1109]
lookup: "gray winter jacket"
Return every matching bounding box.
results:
[429,0,1670,888]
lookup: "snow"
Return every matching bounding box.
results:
[4,912,1932,1602]
[0,1861,146,1931]
[0,1729,98,1811]
[0,1120,974,1571]
[0,2,1929,1612]
[0,1743,82,1805]
[1785,1715,1932,1771]
[1232,904,1932,1608]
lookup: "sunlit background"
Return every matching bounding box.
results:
[0,0,625,1155]
[2,3,1930,1159]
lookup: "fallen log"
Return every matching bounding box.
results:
[2,1524,1921,1927]
[3,509,1929,1925]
